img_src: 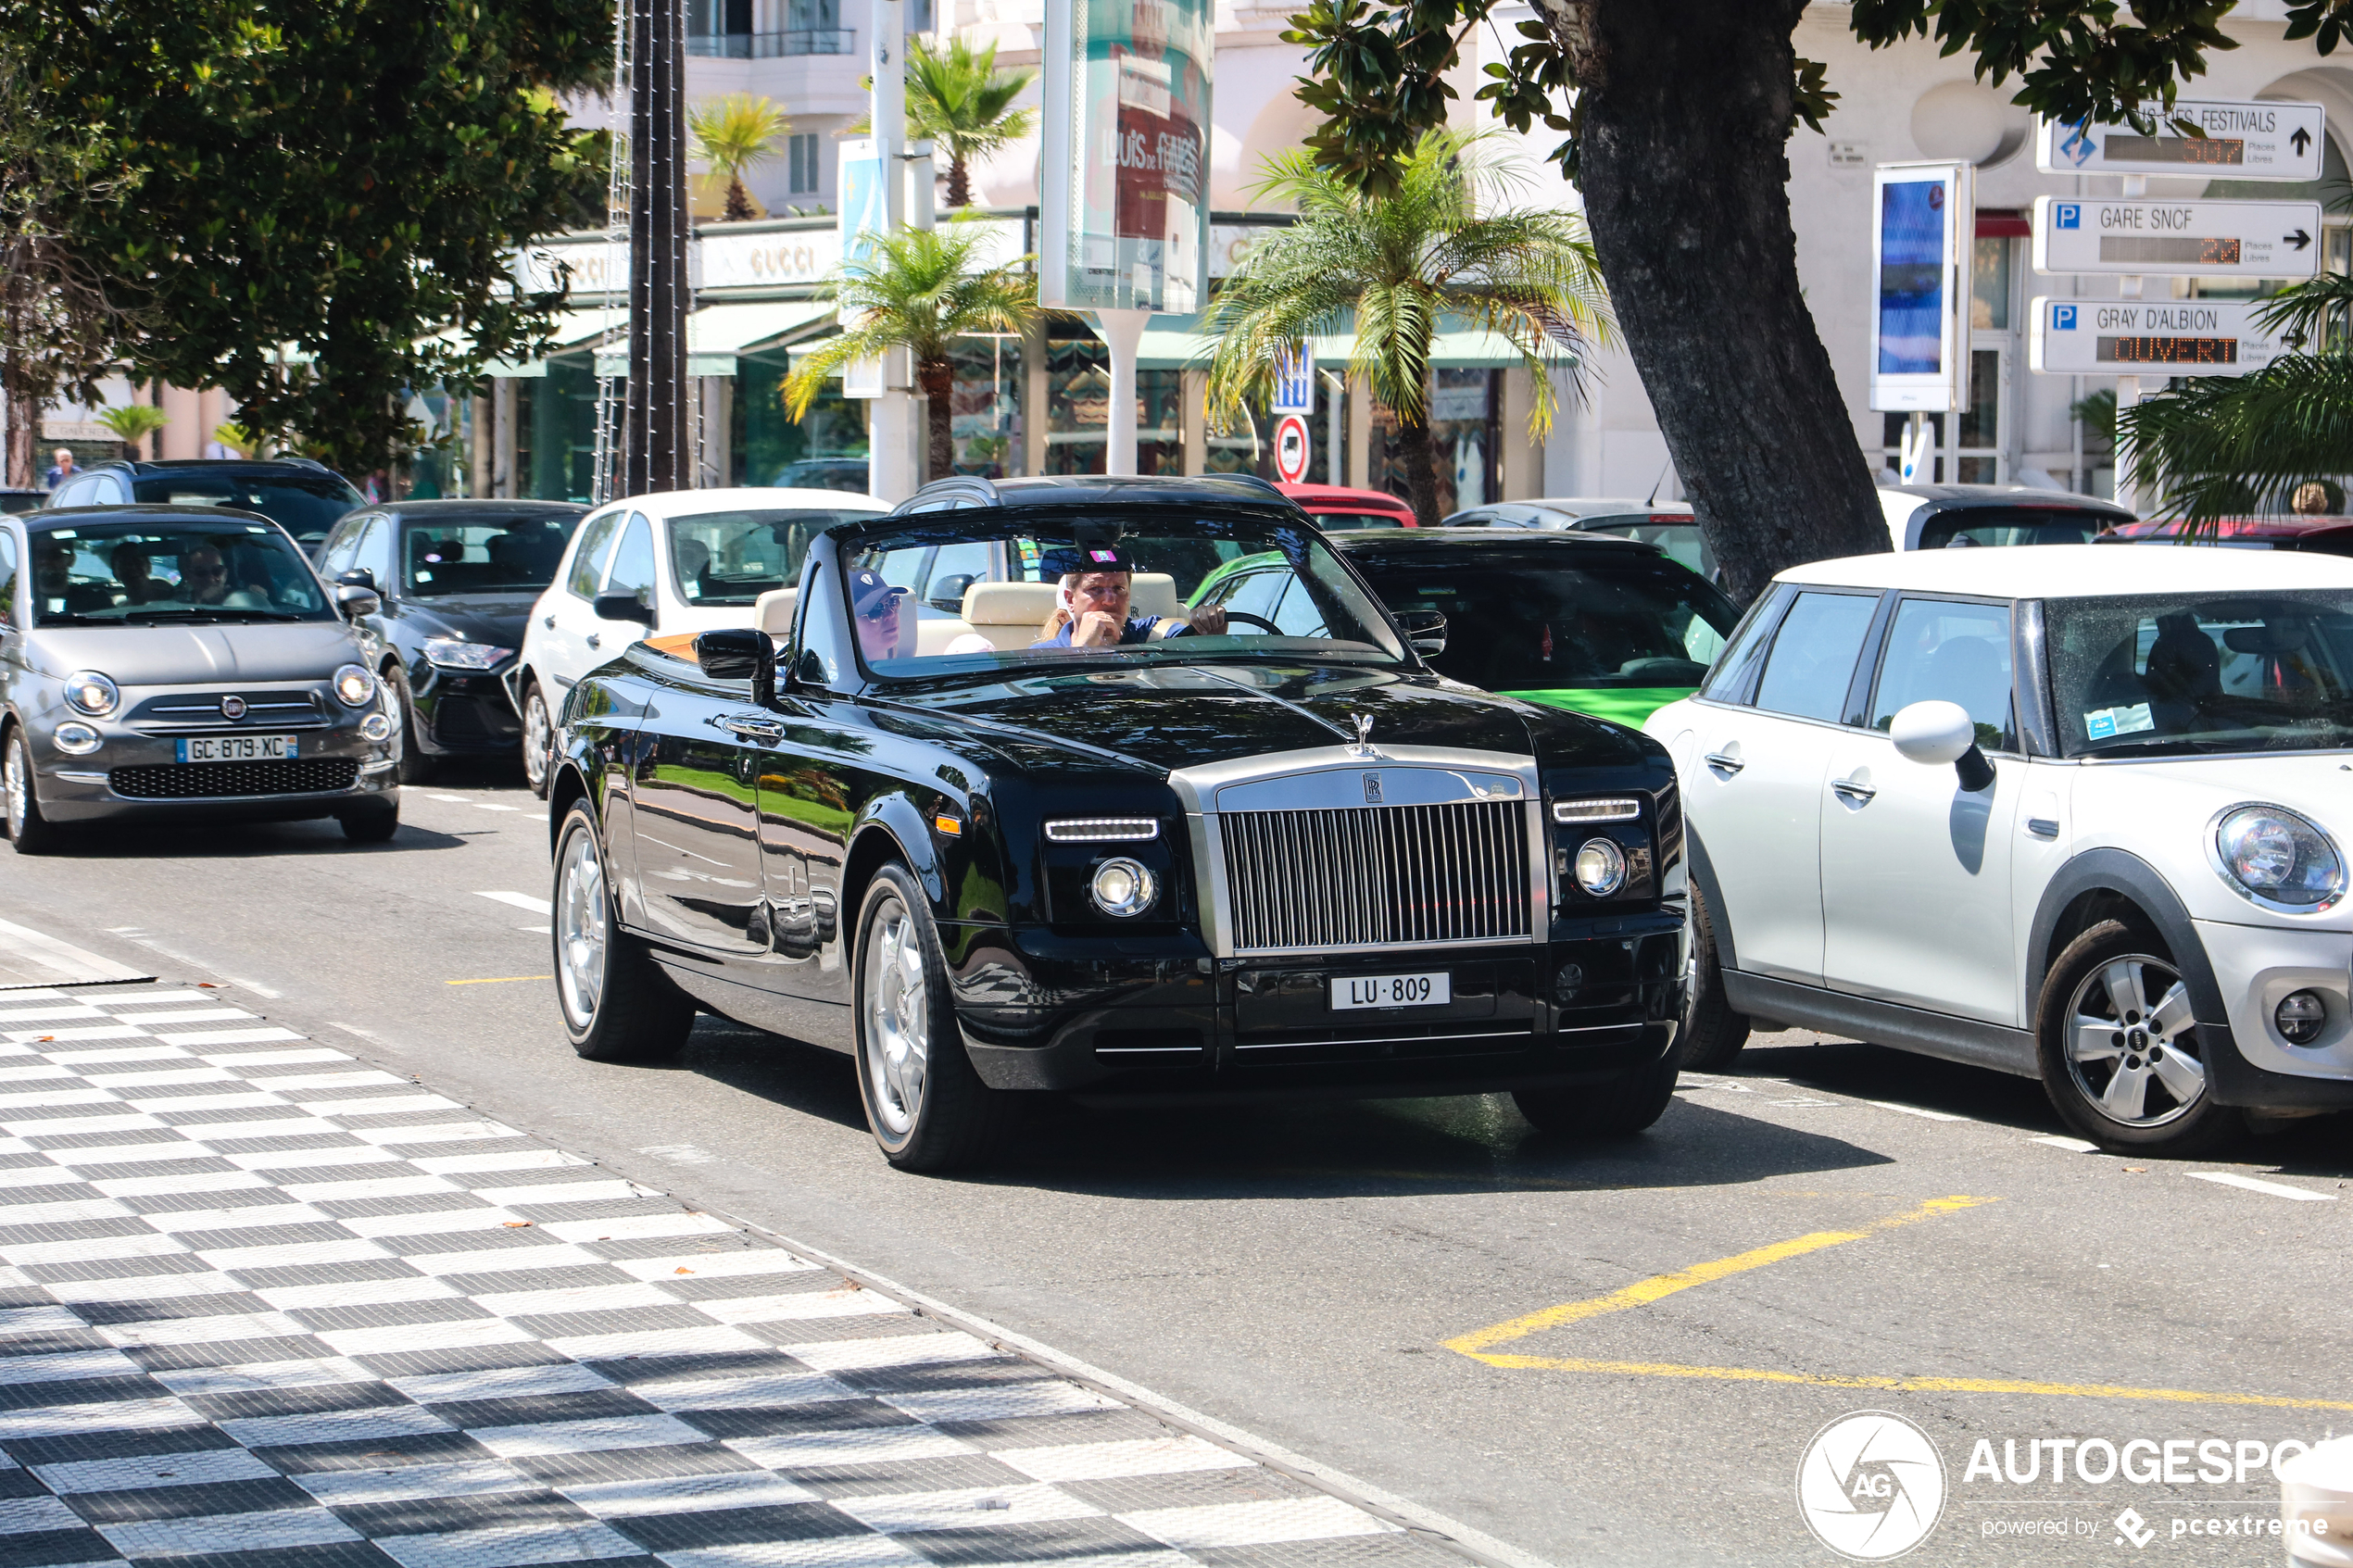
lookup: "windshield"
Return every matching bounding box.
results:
[843,513,1406,678]
[674,508,875,606]
[2047,591,2353,757]
[1921,508,2115,549]
[27,518,333,624]
[1349,553,1738,693]
[402,515,581,596]
[1584,521,1718,582]
[131,471,361,540]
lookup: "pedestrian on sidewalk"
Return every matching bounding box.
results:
[40,447,76,490]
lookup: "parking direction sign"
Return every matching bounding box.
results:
[2032,196,2322,279]
[2029,296,2288,376]
[1274,414,1311,483]
[1272,343,1315,414]
[2038,101,2326,181]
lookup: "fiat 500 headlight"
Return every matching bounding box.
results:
[2213,804,2346,913]
[62,671,118,717]
[332,664,376,708]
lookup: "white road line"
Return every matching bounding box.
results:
[1863,1099,1965,1123]
[0,919,150,990]
[473,892,553,916]
[429,794,471,802]
[2032,1135,2101,1153]
[2186,1172,2337,1202]
[473,803,521,813]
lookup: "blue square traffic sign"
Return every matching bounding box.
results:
[2056,204,2082,230]
[2053,305,2077,331]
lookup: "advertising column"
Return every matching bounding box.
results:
[1041,0,1212,475]
[1869,161,1972,484]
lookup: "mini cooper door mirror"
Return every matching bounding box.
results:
[694,626,777,705]
[594,592,656,628]
[1891,699,1995,791]
[333,583,381,620]
[1396,608,1448,657]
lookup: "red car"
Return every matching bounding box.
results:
[1277,483,1419,529]
[2108,515,2353,556]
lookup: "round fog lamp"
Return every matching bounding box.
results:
[1572,837,1628,897]
[2276,989,2327,1046]
[1089,857,1158,918]
[52,721,101,757]
[359,712,393,742]
[332,664,376,708]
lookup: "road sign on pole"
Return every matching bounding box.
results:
[1273,414,1311,483]
[1870,161,1972,412]
[2029,296,2290,376]
[2032,196,2322,280]
[1271,344,1315,414]
[2038,101,2326,181]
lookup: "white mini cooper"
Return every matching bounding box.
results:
[1647,543,2353,1156]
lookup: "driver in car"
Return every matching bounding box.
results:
[179,544,271,610]
[1032,546,1228,648]
[850,569,910,661]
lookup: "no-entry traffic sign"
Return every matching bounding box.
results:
[2028,296,2288,376]
[2032,196,2322,280]
[1274,414,1312,483]
[2037,101,2327,182]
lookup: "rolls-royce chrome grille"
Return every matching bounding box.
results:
[1219,799,1531,953]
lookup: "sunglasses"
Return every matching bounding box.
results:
[858,598,902,621]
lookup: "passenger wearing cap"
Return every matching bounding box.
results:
[1032,545,1227,648]
[849,569,912,660]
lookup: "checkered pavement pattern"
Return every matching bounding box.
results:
[0,984,1463,1568]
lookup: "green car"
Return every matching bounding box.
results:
[1192,526,1742,727]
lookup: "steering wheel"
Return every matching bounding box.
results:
[1215,610,1282,634]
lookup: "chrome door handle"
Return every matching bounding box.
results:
[1831,777,1877,804]
[1703,751,1744,775]
[542,614,555,629]
[722,716,784,739]
[585,633,600,649]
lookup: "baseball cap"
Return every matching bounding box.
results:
[849,569,910,618]
[1040,544,1135,579]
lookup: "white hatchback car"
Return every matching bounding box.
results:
[1647,544,2353,1156]
[510,487,886,792]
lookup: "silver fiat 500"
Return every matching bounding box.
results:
[0,505,401,852]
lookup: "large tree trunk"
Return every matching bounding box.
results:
[1,353,33,490]
[1569,0,1887,601]
[946,156,971,208]
[919,358,956,481]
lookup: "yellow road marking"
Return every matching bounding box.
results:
[1444,1193,2353,1409]
[1445,1196,1994,1355]
[446,975,552,985]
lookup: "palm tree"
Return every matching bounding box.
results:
[857,39,1035,208]
[690,94,790,223]
[94,400,168,459]
[1202,129,1613,524]
[785,223,1038,482]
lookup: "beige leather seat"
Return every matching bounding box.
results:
[1129,571,1181,621]
[961,581,1058,650]
[755,587,798,635]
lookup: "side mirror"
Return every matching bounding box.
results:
[334,583,381,620]
[694,626,777,705]
[594,592,656,628]
[336,568,378,594]
[1396,608,1448,658]
[927,571,978,614]
[1890,699,1995,792]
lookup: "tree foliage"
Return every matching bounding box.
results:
[857,38,1037,208]
[2119,356,2353,521]
[4,0,611,475]
[1201,130,1610,523]
[692,94,790,223]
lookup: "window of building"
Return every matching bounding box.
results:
[787,133,822,196]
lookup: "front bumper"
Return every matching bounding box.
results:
[28,695,398,824]
[411,666,525,757]
[944,911,1685,1098]
[2195,918,2353,1108]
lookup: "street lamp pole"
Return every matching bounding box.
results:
[625,0,692,496]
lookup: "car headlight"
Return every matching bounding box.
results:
[1572,838,1628,897]
[52,721,100,756]
[1089,858,1158,918]
[333,664,376,708]
[62,671,118,717]
[2213,804,2345,913]
[422,637,516,671]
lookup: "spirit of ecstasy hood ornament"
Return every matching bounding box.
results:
[1346,711,1377,757]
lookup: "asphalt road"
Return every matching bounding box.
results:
[6,767,2350,1567]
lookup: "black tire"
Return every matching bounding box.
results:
[851,863,1014,1172]
[552,799,695,1063]
[339,805,399,844]
[1677,884,1751,1071]
[2034,919,2238,1158]
[1514,1053,1679,1137]
[522,678,556,800]
[2,727,64,856]
[386,664,436,785]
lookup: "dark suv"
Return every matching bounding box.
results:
[47,459,365,558]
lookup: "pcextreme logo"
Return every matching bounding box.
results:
[1797,1411,1948,1561]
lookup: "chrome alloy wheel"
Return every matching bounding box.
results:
[523,687,552,789]
[862,899,930,1137]
[2065,954,2205,1127]
[3,736,25,839]
[555,824,609,1029]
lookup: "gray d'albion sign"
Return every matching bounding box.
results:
[2028,296,2288,376]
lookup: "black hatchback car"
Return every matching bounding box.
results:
[545,474,1690,1171]
[314,500,586,782]
[47,459,365,558]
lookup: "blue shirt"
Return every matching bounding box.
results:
[1032,614,1166,648]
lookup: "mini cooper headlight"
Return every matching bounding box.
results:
[422,637,515,671]
[2213,804,2345,912]
[1572,838,1628,897]
[1089,858,1158,918]
[51,721,101,756]
[62,671,118,717]
[333,664,376,708]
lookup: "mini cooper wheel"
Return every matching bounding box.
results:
[387,665,436,785]
[1675,884,1750,1072]
[2,727,62,856]
[852,863,1012,1172]
[522,680,555,799]
[553,800,694,1063]
[1514,1052,1679,1138]
[2035,920,2235,1157]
